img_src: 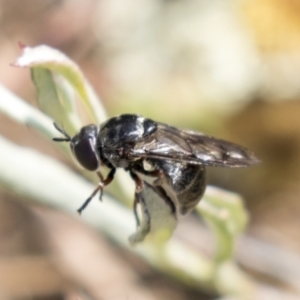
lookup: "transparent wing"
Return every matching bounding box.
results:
[132,123,259,167]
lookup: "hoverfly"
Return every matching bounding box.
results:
[53,114,259,242]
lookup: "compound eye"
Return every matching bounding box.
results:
[73,137,99,171]
[72,136,99,171]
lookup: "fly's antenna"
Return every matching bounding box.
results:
[53,122,71,142]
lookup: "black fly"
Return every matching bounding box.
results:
[53,114,259,227]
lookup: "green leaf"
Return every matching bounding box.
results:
[31,67,81,135]
[12,44,107,125]
[197,186,249,263]
[11,44,250,262]
[0,82,254,298]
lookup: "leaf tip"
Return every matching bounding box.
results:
[10,42,29,68]
[18,41,27,50]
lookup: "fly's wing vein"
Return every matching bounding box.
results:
[132,123,259,167]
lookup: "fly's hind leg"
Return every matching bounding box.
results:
[133,193,140,228]
[129,188,151,245]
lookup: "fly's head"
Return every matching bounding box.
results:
[53,123,101,171]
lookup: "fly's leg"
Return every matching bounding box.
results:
[129,171,144,228]
[77,168,116,214]
[152,170,164,186]
[129,190,151,245]
[97,171,104,201]
[142,169,165,186]
[129,170,144,193]
[133,193,140,228]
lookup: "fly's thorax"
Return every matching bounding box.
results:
[100,145,141,169]
[98,114,157,147]
[97,114,157,168]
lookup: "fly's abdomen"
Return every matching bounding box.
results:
[176,165,206,214]
[158,161,206,215]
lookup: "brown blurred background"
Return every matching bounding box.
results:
[1,0,300,299]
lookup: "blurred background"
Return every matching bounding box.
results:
[0,0,300,299]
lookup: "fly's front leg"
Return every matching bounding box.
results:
[77,168,116,214]
[97,169,116,201]
[97,171,105,201]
